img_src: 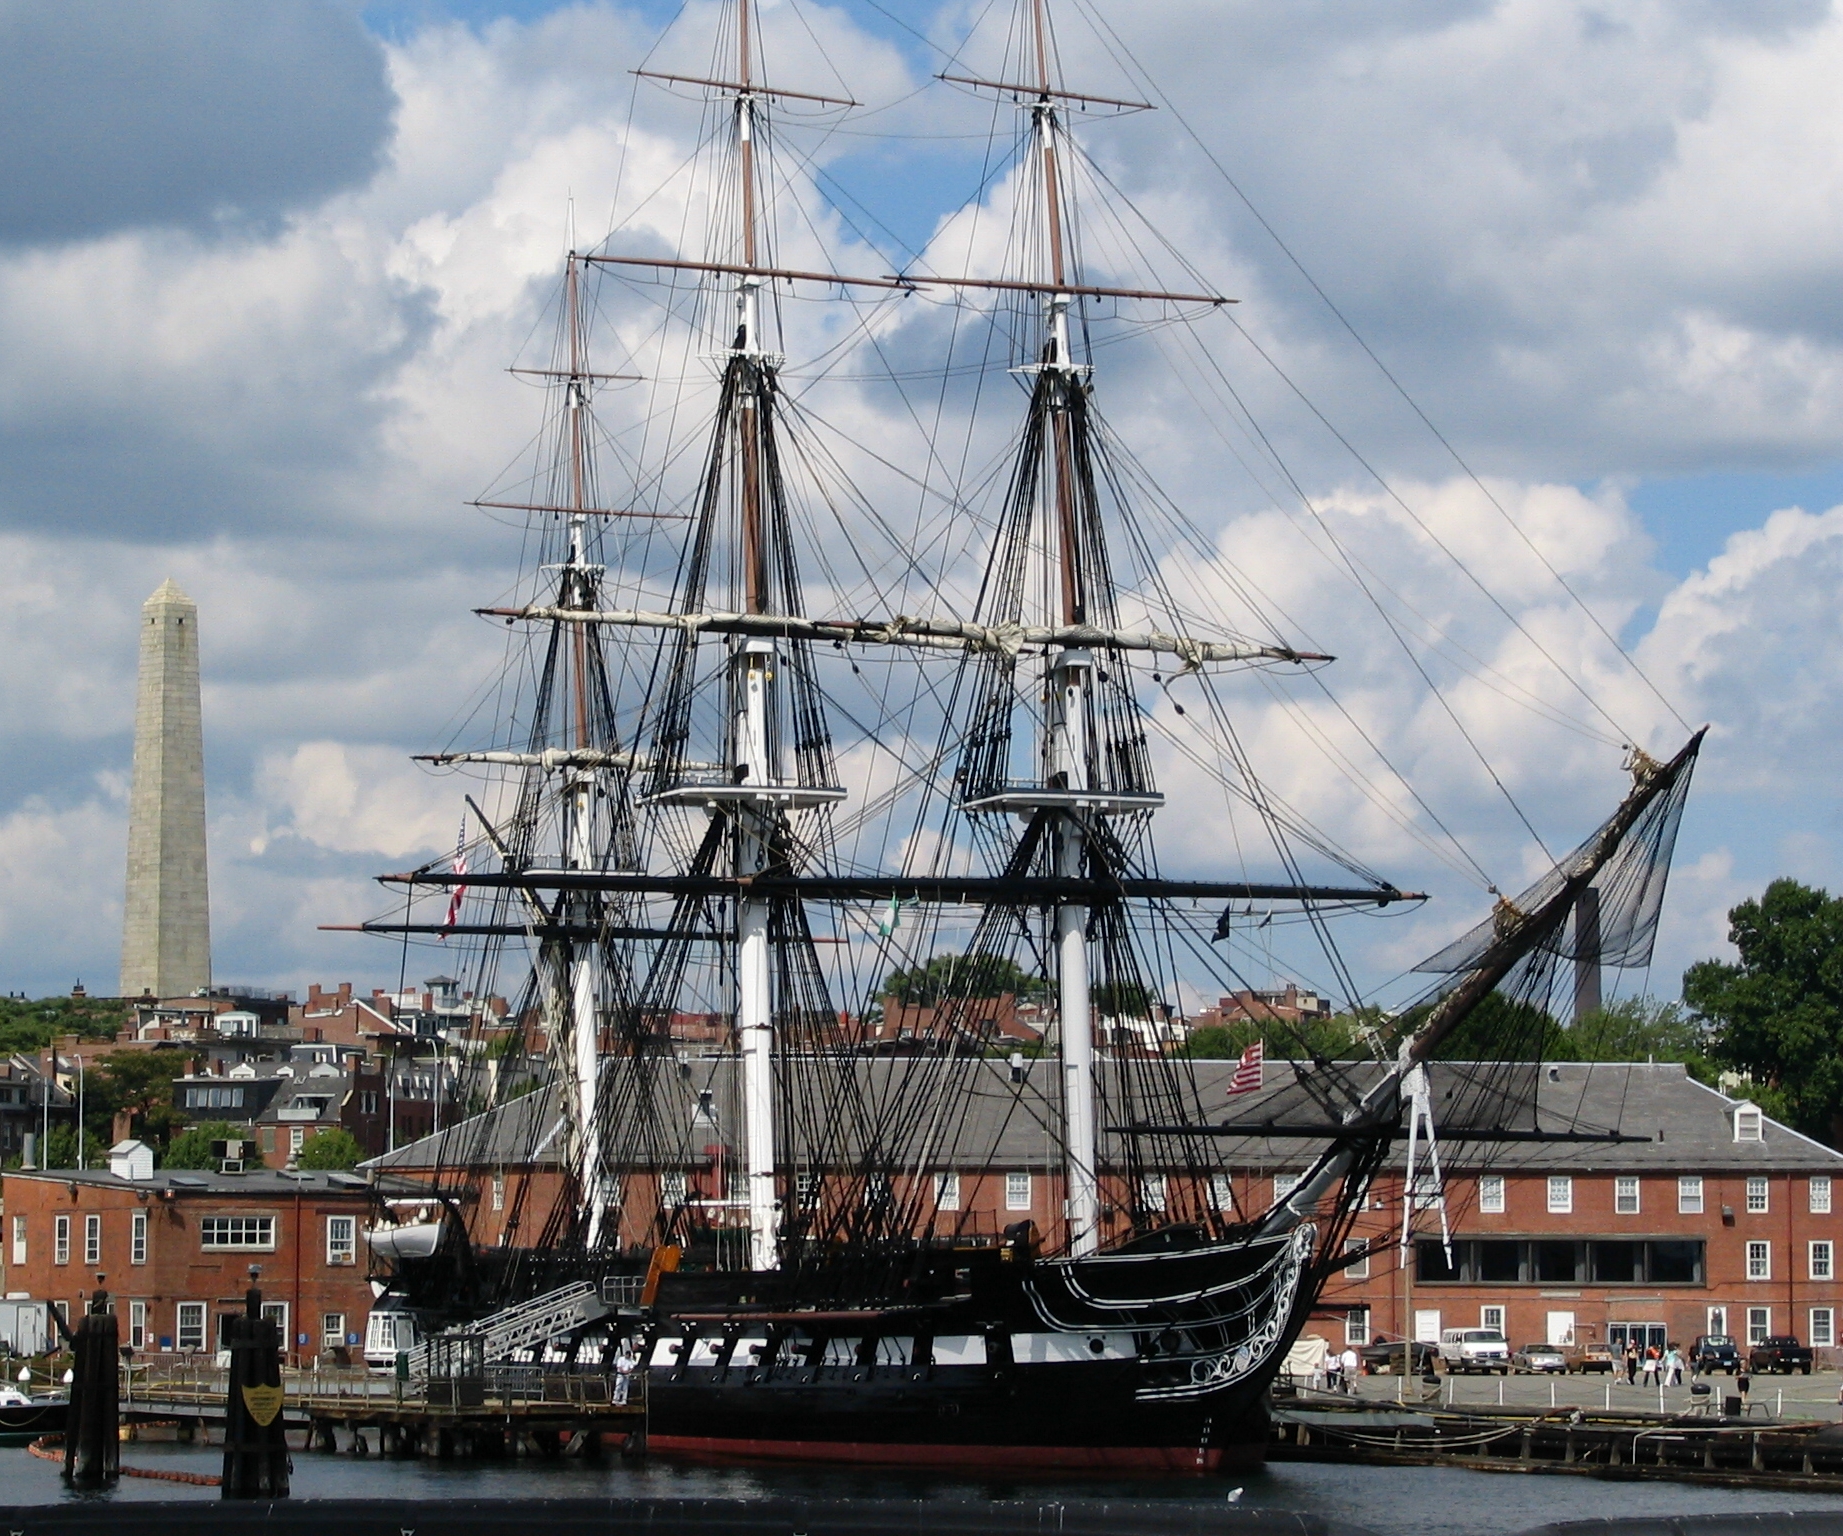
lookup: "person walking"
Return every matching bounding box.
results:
[1641,1345,1660,1388]
[614,1342,636,1406]
[1625,1343,1639,1384]
[1664,1344,1683,1387]
[1341,1345,1361,1395]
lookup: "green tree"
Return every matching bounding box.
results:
[1430,993,1567,1062]
[1683,878,1843,1144]
[0,994,128,1058]
[85,1050,185,1150]
[1566,996,1713,1075]
[39,1124,108,1169]
[881,952,1047,1006]
[1182,1013,1365,1062]
[1092,980,1156,1017]
[162,1121,244,1170]
[294,1128,363,1170]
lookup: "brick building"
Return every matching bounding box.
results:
[368,1059,1843,1367]
[1299,1064,1843,1360]
[2,1146,401,1365]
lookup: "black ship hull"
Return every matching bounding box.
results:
[639,1225,1315,1474]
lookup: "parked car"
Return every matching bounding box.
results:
[1358,1337,1438,1375]
[1749,1336,1813,1375]
[1512,1343,1569,1374]
[1440,1328,1512,1374]
[1567,1342,1615,1374]
[1691,1335,1741,1374]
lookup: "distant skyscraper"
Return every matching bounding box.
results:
[120,579,211,998]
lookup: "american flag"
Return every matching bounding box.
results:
[441,821,468,936]
[1227,1040,1264,1096]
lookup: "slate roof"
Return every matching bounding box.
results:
[362,1057,1843,1177]
[3,1167,417,1196]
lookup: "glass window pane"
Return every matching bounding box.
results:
[1476,1240,1522,1283]
[1417,1239,1462,1283]
[1591,1241,1641,1283]
[1533,1240,1579,1283]
[1647,1240,1702,1284]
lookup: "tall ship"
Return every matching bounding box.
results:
[352,0,1703,1472]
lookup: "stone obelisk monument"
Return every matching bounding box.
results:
[120,579,210,998]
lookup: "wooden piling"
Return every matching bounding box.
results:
[221,1283,289,1498]
[64,1291,120,1487]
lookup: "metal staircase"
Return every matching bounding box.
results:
[408,1281,609,1378]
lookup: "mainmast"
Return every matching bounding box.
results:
[731,0,782,1272]
[1028,0,1100,1259]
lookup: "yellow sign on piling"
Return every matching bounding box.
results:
[240,1384,284,1427]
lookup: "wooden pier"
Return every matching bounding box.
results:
[1271,1395,1843,1491]
[121,1363,645,1460]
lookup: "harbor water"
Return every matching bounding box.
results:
[3,1441,1842,1536]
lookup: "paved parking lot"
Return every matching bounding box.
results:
[1319,1366,1843,1420]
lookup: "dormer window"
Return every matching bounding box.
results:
[1734,1105,1764,1142]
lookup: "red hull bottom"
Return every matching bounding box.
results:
[646,1434,1262,1475]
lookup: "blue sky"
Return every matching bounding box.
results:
[1,0,1842,1005]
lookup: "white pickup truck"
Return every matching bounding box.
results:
[1439,1327,1512,1374]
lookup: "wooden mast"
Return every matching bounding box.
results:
[1027,0,1100,1259]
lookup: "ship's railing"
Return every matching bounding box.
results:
[120,1357,641,1412]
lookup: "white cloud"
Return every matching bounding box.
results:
[0,0,1840,1012]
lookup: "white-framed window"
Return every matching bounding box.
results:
[1747,1240,1772,1280]
[1811,1240,1834,1281]
[491,1175,505,1212]
[1614,1176,1640,1215]
[660,1171,687,1207]
[1679,1176,1704,1214]
[1748,1306,1772,1344]
[322,1311,346,1349]
[289,1125,306,1155]
[1481,1305,1505,1332]
[128,1300,146,1351]
[325,1215,356,1266]
[1209,1173,1234,1212]
[1274,1172,1301,1204]
[794,1171,821,1207]
[9,1215,24,1266]
[177,1301,206,1352]
[1734,1106,1764,1142]
[1344,1308,1370,1347]
[1409,1170,1441,1210]
[53,1215,69,1266]
[1479,1174,1505,1214]
[199,1215,276,1251]
[261,1301,288,1344]
[1813,1176,1833,1215]
[1140,1174,1168,1212]
[83,1214,100,1265]
[1342,1237,1370,1280]
[1547,1176,1573,1214]
[1813,1308,1835,1349]
[1707,1306,1728,1338]
[1747,1177,1770,1213]
[130,1210,147,1265]
[1005,1171,1031,1212]
[935,1172,961,1212]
